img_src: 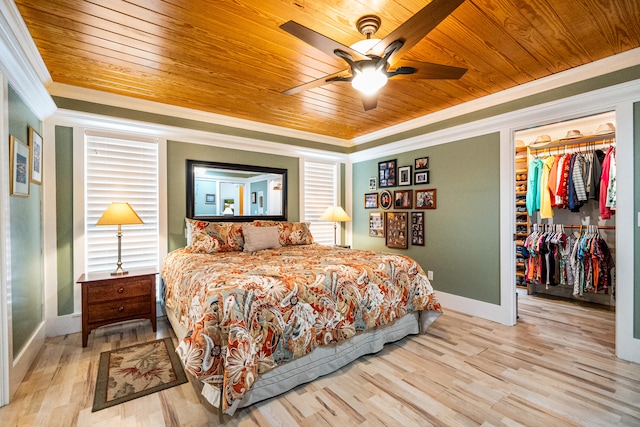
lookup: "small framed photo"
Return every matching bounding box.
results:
[368,177,377,191]
[385,212,408,249]
[369,212,384,237]
[205,193,216,204]
[415,156,429,170]
[364,192,378,209]
[415,189,437,209]
[379,190,393,210]
[29,126,43,185]
[251,192,257,204]
[393,189,413,209]
[398,165,412,186]
[411,212,425,246]
[9,135,30,197]
[414,170,430,185]
[378,159,397,188]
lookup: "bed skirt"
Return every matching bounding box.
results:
[166,306,441,415]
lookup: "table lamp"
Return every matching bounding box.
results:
[319,206,351,246]
[96,202,144,275]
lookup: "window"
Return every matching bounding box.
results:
[302,159,340,245]
[84,133,159,274]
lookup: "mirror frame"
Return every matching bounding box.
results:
[186,159,288,222]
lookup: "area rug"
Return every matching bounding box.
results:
[92,337,188,412]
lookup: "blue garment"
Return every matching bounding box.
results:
[526,158,543,216]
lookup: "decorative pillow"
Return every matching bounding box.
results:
[185,218,244,253]
[251,221,314,246]
[242,225,281,253]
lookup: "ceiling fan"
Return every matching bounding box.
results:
[280,0,468,111]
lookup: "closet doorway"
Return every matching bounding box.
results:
[513,111,617,351]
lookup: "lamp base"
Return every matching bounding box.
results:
[111,268,129,276]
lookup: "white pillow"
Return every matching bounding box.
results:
[243,225,281,252]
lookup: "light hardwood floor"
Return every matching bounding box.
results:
[1,294,639,426]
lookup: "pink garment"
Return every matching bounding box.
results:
[599,147,614,219]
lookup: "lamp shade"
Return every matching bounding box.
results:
[96,202,144,226]
[319,206,351,222]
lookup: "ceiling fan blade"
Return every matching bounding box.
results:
[282,69,352,95]
[368,0,466,67]
[388,60,467,80]
[280,21,369,62]
[361,94,378,111]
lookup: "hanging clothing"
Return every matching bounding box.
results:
[539,156,555,219]
[599,147,615,219]
[526,158,543,216]
[606,148,617,210]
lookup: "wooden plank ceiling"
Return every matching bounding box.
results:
[14,0,640,142]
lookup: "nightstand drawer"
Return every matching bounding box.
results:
[87,295,151,324]
[86,279,151,303]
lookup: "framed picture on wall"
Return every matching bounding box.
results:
[398,165,412,186]
[364,192,378,209]
[369,212,384,237]
[9,135,30,197]
[251,192,257,204]
[368,177,377,191]
[379,190,392,210]
[415,156,429,170]
[385,211,408,249]
[378,159,397,188]
[411,211,425,246]
[205,194,216,204]
[393,189,413,209]
[414,170,430,185]
[415,189,437,209]
[29,126,43,185]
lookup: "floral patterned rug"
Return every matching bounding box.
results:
[92,337,188,412]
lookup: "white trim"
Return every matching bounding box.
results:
[350,79,640,163]
[48,83,350,148]
[615,101,640,362]
[435,291,511,325]
[50,109,349,163]
[72,127,85,313]
[500,128,517,326]
[353,47,640,145]
[0,0,55,119]
[42,121,60,338]
[9,322,45,398]
[0,70,9,406]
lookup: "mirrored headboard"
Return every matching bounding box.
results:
[186,159,288,222]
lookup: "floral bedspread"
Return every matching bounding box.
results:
[161,244,442,413]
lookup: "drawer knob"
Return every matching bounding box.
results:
[118,287,125,293]
[118,306,124,312]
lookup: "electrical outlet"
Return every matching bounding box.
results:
[427,270,434,281]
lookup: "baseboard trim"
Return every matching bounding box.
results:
[435,290,511,326]
[10,321,45,398]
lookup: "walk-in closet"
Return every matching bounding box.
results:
[514,111,617,324]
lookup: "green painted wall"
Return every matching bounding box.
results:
[634,102,640,339]
[352,133,501,304]
[167,140,301,251]
[8,86,43,354]
[55,126,74,316]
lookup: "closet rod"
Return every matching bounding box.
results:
[553,224,615,230]
[530,138,615,154]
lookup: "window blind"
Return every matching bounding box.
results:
[303,160,339,245]
[85,134,159,273]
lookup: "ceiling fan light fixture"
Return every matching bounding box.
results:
[352,68,388,95]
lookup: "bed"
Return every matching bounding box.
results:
[161,219,442,416]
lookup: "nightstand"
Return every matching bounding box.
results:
[78,267,157,347]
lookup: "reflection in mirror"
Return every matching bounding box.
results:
[186,160,287,222]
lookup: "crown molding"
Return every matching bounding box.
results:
[0,0,55,119]
[49,108,349,162]
[353,47,640,145]
[48,82,352,149]
[349,78,640,163]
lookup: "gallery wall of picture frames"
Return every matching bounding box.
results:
[367,155,435,249]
